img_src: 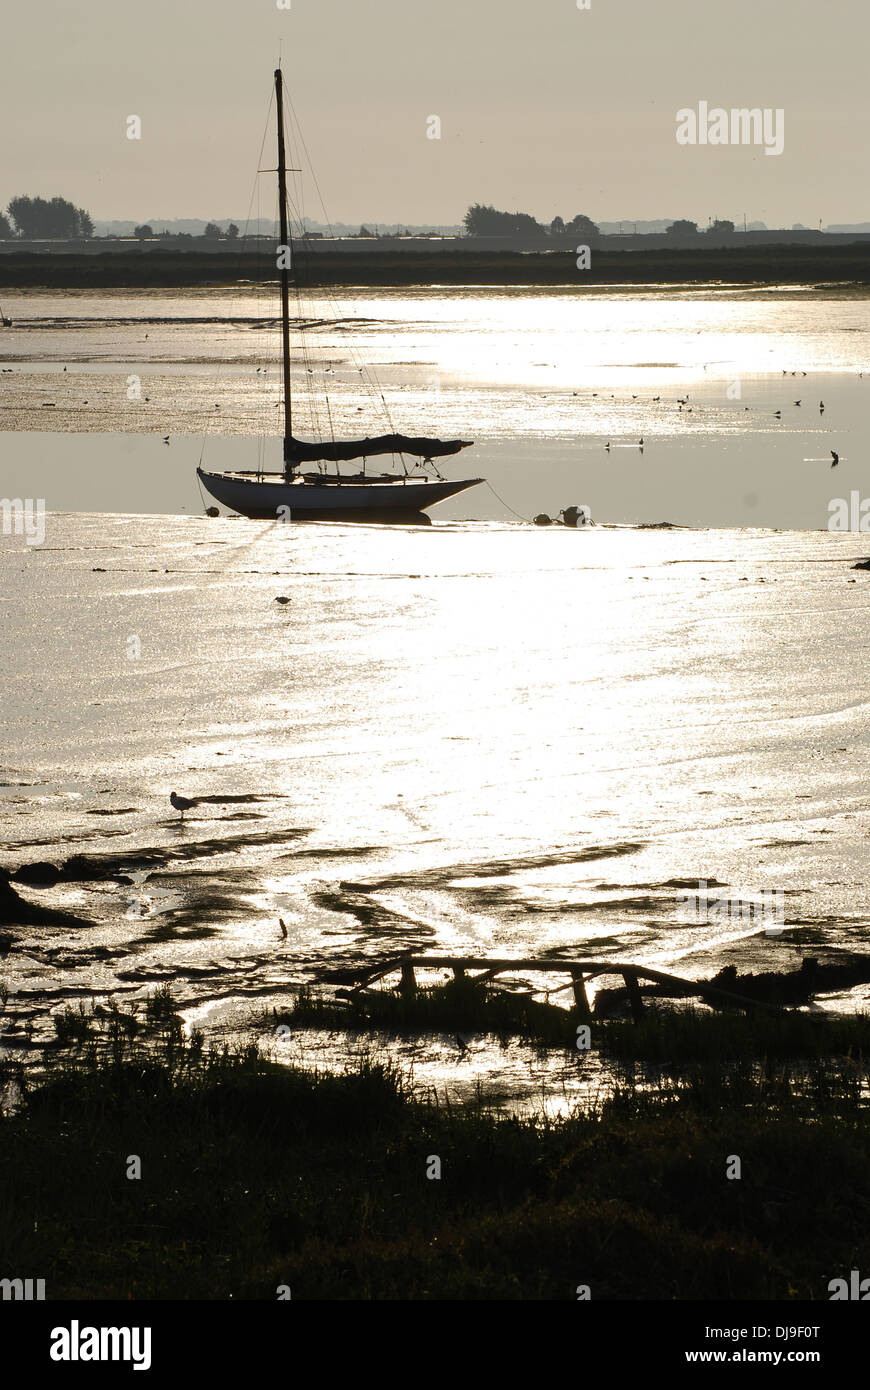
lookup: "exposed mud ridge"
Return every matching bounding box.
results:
[333,840,647,896]
[8,825,314,886]
[0,868,93,929]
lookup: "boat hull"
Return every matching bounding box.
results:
[197,468,482,521]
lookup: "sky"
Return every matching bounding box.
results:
[2,0,868,228]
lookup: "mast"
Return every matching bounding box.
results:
[274,68,293,470]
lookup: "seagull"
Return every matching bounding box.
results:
[819,401,825,412]
[604,441,611,451]
[793,400,801,406]
[162,436,170,445]
[831,450,839,467]
[774,411,781,418]
[170,791,196,819]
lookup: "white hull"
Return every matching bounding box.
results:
[197,468,482,521]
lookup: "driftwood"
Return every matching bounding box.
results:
[346,955,785,1023]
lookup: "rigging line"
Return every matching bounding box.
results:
[292,268,325,441]
[239,90,276,248]
[278,74,410,443]
[323,376,337,454]
[279,76,396,436]
[284,85,338,240]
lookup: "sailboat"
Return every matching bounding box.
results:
[197,69,483,523]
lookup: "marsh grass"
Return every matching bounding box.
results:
[269,979,870,1065]
[1,991,868,1299]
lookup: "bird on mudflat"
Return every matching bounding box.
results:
[170,791,196,819]
[831,450,840,468]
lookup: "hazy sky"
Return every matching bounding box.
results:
[3,0,868,227]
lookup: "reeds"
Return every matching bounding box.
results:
[0,990,868,1299]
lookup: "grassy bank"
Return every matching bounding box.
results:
[0,991,867,1299]
[1,244,870,289]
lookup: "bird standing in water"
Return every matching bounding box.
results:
[170,791,196,819]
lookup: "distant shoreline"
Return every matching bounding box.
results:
[1,244,869,289]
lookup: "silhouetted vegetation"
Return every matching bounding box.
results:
[0,994,868,1298]
[7,195,93,239]
[462,203,599,239]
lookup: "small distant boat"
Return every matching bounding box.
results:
[198,69,483,523]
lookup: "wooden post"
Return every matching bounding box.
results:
[452,965,467,981]
[571,973,591,1019]
[399,962,417,997]
[623,970,645,1022]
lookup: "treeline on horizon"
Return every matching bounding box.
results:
[1,195,746,243]
[462,205,736,239]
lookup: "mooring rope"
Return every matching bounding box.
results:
[484,478,531,523]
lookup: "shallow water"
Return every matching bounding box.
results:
[2,285,869,527]
[2,287,870,1104]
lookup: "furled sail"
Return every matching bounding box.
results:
[285,433,473,464]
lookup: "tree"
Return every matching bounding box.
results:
[665,219,699,236]
[134,224,154,239]
[7,195,93,238]
[226,223,239,239]
[0,212,11,239]
[203,222,222,238]
[706,219,735,234]
[564,213,599,238]
[463,203,547,237]
[549,216,565,235]
[358,225,374,237]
